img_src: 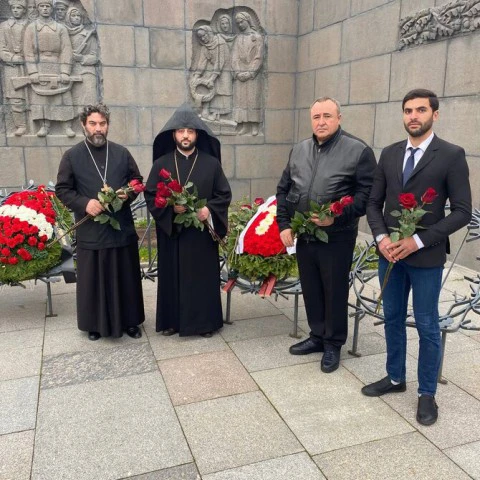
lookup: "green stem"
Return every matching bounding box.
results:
[375,261,394,314]
[47,214,92,248]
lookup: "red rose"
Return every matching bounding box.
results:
[155,195,168,208]
[398,193,417,210]
[241,204,252,210]
[340,195,354,206]
[329,201,344,216]
[0,257,8,264]
[40,235,47,243]
[1,248,10,256]
[253,197,264,206]
[129,179,146,194]
[156,182,172,197]
[421,188,437,204]
[37,242,45,251]
[159,168,171,179]
[167,180,183,193]
[8,257,18,265]
[28,236,38,246]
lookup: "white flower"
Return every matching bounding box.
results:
[0,204,53,239]
[255,224,268,235]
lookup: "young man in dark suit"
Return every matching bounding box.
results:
[363,89,472,425]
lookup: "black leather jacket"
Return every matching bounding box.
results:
[276,128,376,239]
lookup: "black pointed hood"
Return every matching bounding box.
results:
[152,103,221,162]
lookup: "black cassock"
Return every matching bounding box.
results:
[56,140,145,337]
[145,149,231,336]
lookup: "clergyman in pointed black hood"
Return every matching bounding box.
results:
[145,103,232,337]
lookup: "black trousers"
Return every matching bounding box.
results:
[296,235,356,348]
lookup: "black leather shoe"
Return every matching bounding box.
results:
[88,331,100,341]
[321,345,340,373]
[416,395,438,426]
[361,376,407,397]
[201,332,213,338]
[289,337,324,355]
[162,328,177,336]
[126,326,142,339]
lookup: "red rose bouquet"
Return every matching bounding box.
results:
[291,195,354,242]
[0,186,62,284]
[375,187,438,313]
[154,168,207,231]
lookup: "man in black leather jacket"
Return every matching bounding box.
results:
[276,97,376,373]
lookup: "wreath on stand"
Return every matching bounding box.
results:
[0,186,63,285]
[221,196,298,287]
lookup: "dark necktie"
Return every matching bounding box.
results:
[403,147,419,186]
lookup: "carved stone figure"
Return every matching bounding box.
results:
[27,0,38,20]
[54,0,70,23]
[190,25,232,122]
[65,6,98,114]
[23,0,76,137]
[216,14,235,47]
[0,0,28,135]
[231,11,264,136]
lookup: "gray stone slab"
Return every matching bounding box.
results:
[220,314,295,342]
[230,334,320,372]
[0,299,46,333]
[342,332,386,359]
[342,351,419,385]
[43,324,147,356]
[314,432,471,480]
[442,349,480,399]
[123,463,200,479]
[382,381,480,449]
[314,0,350,29]
[445,440,480,480]
[146,330,229,361]
[0,376,39,434]
[41,343,157,389]
[340,104,376,147]
[32,372,191,480]
[252,363,413,455]
[0,327,43,350]
[0,430,34,480]
[203,452,325,480]
[159,350,257,406]
[0,346,42,381]
[342,2,400,61]
[350,54,391,104]
[176,391,303,475]
[407,330,480,359]
[298,24,341,71]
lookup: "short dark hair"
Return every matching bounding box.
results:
[402,89,439,112]
[80,103,110,125]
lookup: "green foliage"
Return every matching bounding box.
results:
[290,200,333,243]
[389,207,428,242]
[0,242,62,285]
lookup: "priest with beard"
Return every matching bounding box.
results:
[55,103,145,341]
[145,103,231,337]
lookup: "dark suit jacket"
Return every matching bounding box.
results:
[367,134,472,268]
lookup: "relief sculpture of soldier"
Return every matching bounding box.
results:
[54,0,70,23]
[190,25,232,122]
[23,0,76,137]
[64,6,98,114]
[231,11,265,136]
[0,0,29,136]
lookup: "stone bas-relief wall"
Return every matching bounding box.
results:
[190,8,266,137]
[0,0,101,138]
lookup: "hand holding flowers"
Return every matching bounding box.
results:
[375,187,438,313]
[154,168,208,231]
[291,195,354,243]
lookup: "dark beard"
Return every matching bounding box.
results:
[86,133,107,147]
[175,138,197,152]
[404,119,433,138]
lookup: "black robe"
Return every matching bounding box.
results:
[56,140,145,337]
[145,149,231,336]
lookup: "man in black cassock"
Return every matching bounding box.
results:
[145,103,231,337]
[56,103,145,341]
